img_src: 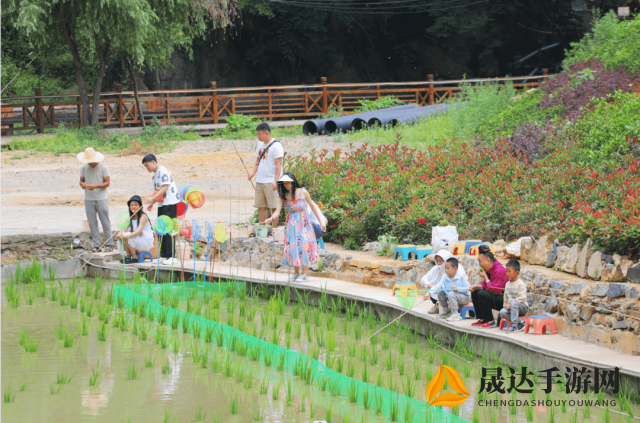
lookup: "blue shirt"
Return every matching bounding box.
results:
[429,270,470,295]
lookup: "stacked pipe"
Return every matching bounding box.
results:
[303,103,451,135]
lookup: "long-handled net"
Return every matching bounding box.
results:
[178,184,194,201]
[214,222,227,293]
[176,201,189,221]
[154,217,170,284]
[179,220,192,282]
[204,221,214,290]
[186,189,205,209]
[170,218,181,284]
[191,219,202,281]
[115,211,131,278]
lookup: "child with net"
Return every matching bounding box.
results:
[115,195,154,264]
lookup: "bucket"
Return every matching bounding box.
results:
[255,225,270,238]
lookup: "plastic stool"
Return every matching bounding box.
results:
[524,316,557,335]
[318,238,325,250]
[415,248,433,260]
[392,281,418,296]
[394,245,417,261]
[138,252,153,263]
[500,317,529,330]
[459,304,476,319]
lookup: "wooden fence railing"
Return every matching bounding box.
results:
[1,70,549,134]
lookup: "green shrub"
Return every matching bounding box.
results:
[353,96,404,113]
[476,90,562,141]
[574,91,640,163]
[563,11,640,74]
[223,114,261,134]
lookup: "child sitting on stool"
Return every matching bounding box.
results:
[423,257,470,322]
[499,260,528,333]
[115,195,154,264]
[420,250,468,314]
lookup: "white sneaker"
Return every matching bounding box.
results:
[294,274,309,282]
[447,313,463,322]
[289,274,300,282]
[151,258,164,264]
[163,257,180,265]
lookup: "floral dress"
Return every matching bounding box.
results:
[282,192,319,267]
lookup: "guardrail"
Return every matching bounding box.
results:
[1,70,549,135]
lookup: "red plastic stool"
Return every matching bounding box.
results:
[499,317,529,330]
[524,316,557,335]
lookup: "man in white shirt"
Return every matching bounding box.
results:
[142,154,180,265]
[248,123,284,230]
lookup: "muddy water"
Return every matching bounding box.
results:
[2,280,638,423]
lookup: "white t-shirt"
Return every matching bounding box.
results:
[255,139,284,184]
[152,166,179,207]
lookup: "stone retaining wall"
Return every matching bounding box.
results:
[226,237,640,355]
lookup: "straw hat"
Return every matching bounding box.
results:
[77,147,105,163]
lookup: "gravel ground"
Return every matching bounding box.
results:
[1,135,361,236]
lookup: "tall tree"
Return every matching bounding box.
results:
[5,0,237,126]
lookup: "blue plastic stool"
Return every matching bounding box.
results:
[138,252,153,263]
[318,238,325,250]
[459,304,476,319]
[414,248,433,260]
[394,245,417,261]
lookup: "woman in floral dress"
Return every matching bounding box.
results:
[265,172,326,282]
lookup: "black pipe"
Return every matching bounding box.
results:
[303,118,333,136]
[367,103,451,128]
[323,104,416,135]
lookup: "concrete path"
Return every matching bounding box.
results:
[93,254,640,378]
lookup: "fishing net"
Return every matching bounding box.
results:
[113,282,461,423]
[154,217,169,236]
[186,190,205,209]
[180,219,192,239]
[214,222,227,243]
[171,218,181,236]
[115,211,131,230]
[205,221,214,241]
[176,201,189,220]
[178,184,195,201]
[158,216,174,235]
[191,219,202,241]
[396,291,418,309]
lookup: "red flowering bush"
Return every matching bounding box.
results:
[289,143,640,254]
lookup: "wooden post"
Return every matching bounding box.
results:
[77,96,82,126]
[166,92,171,121]
[268,89,273,120]
[321,77,328,114]
[543,68,549,83]
[211,82,218,124]
[34,88,43,133]
[115,84,124,128]
[428,75,434,105]
[376,84,381,99]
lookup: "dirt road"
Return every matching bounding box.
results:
[1,135,356,236]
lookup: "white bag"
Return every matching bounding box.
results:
[432,226,459,253]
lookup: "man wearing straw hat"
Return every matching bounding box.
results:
[78,147,113,253]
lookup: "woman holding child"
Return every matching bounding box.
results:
[265,173,326,282]
[469,246,509,328]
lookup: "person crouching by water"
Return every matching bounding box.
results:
[115,195,154,264]
[265,173,326,282]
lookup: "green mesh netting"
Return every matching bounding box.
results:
[116,211,131,230]
[397,293,418,310]
[114,282,463,423]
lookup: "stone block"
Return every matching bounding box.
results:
[550,279,568,292]
[380,265,395,274]
[545,298,559,313]
[567,282,589,295]
[627,286,640,300]
[565,304,580,321]
[607,283,627,298]
[521,270,536,281]
[620,260,634,279]
[561,244,582,274]
[576,240,595,278]
[592,284,609,297]
[627,264,640,283]
[587,252,603,280]
[580,306,596,321]
[600,264,615,281]
[529,235,554,265]
[612,320,628,330]
[554,246,570,269]
[546,240,560,267]
[520,237,534,262]
[604,265,624,282]
[613,254,621,266]
[533,275,550,288]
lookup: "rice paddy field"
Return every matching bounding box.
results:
[2,262,639,422]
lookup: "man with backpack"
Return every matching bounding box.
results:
[248,123,284,231]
